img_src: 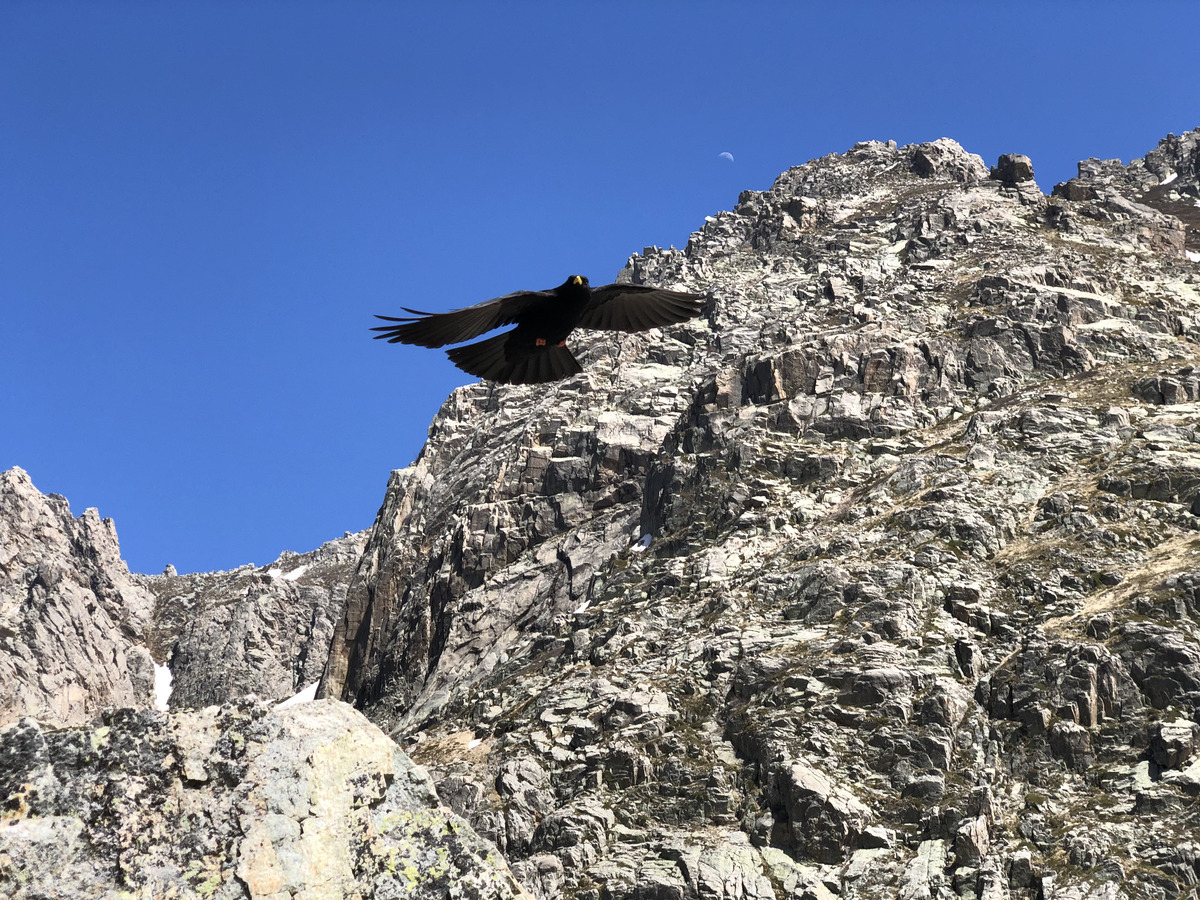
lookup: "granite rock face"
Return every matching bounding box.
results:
[0,699,529,899]
[323,130,1200,899]
[140,530,367,708]
[0,467,156,727]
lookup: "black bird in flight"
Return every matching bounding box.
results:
[371,275,706,384]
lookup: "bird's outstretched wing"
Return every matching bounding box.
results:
[576,284,707,332]
[371,290,552,348]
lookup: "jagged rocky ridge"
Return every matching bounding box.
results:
[0,475,524,898]
[139,529,366,709]
[0,465,367,726]
[2,128,1200,899]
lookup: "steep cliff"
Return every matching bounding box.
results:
[322,131,1200,899]
[0,467,156,726]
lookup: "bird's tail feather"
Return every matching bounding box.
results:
[446,332,582,384]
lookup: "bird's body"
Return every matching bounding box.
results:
[372,275,706,384]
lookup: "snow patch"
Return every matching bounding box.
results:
[1159,171,1178,186]
[1186,250,1200,263]
[631,534,652,553]
[276,683,319,708]
[574,600,590,614]
[154,662,173,711]
[468,738,483,750]
[265,564,308,581]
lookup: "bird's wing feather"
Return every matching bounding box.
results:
[445,331,583,384]
[371,290,551,348]
[576,284,707,333]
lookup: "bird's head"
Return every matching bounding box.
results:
[568,275,589,287]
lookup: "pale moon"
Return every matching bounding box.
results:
[718,151,735,163]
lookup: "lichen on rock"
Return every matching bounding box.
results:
[0,700,528,899]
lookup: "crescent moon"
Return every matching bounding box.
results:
[718,151,735,163]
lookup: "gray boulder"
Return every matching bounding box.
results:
[0,699,529,900]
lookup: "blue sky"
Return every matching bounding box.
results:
[3,2,1197,574]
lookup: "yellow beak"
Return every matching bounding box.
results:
[570,275,583,286]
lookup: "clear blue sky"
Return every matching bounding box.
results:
[3,2,1197,574]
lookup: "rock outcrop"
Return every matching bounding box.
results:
[322,130,1200,899]
[0,700,529,899]
[1053,129,1200,257]
[0,467,156,727]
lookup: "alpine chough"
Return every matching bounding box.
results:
[371,275,706,384]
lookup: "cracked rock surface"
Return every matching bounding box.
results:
[0,467,156,727]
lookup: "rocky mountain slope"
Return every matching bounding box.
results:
[3,128,1200,899]
[321,130,1200,900]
